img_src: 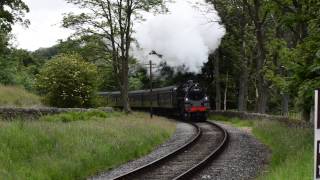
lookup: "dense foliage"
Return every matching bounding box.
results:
[0,1,41,91]
[35,54,98,108]
[0,48,43,90]
[200,0,320,120]
[0,0,29,33]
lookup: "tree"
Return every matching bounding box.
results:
[0,55,17,85]
[213,50,222,110]
[0,0,30,87]
[208,0,320,120]
[36,54,98,108]
[63,0,166,113]
[155,61,175,87]
[0,36,41,89]
[243,0,271,113]
[209,0,255,111]
[57,35,113,65]
[0,0,29,33]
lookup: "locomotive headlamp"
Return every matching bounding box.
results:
[185,97,189,101]
[205,96,208,101]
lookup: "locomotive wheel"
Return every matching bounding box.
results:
[180,111,189,121]
[184,112,189,121]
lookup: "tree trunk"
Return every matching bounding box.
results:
[224,72,229,111]
[121,58,131,113]
[256,74,268,113]
[254,12,268,113]
[238,18,249,111]
[214,50,221,111]
[121,86,131,113]
[238,68,248,111]
[244,0,269,113]
[121,2,133,114]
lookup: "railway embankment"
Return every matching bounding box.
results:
[209,113,313,179]
[0,112,176,179]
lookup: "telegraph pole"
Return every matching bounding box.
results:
[147,51,162,118]
[145,60,156,118]
[150,60,153,118]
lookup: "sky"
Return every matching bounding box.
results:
[12,0,225,72]
[12,0,78,51]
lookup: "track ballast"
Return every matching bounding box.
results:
[113,121,228,180]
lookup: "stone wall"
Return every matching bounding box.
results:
[0,107,113,120]
[210,110,312,128]
[210,110,288,121]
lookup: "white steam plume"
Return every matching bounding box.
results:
[133,0,225,72]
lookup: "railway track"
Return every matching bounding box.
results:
[113,121,228,180]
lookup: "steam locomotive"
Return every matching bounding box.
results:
[99,80,210,121]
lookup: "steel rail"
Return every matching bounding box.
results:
[174,121,229,180]
[113,123,202,180]
[113,121,228,180]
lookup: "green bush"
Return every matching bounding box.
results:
[35,54,98,108]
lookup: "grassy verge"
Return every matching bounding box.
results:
[0,86,42,107]
[0,111,176,179]
[210,115,313,180]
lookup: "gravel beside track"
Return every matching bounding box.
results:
[129,122,224,180]
[90,122,197,180]
[191,122,270,180]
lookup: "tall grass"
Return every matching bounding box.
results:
[254,121,313,180]
[210,115,313,180]
[0,86,42,107]
[39,110,123,122]
[0,112,176,179]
